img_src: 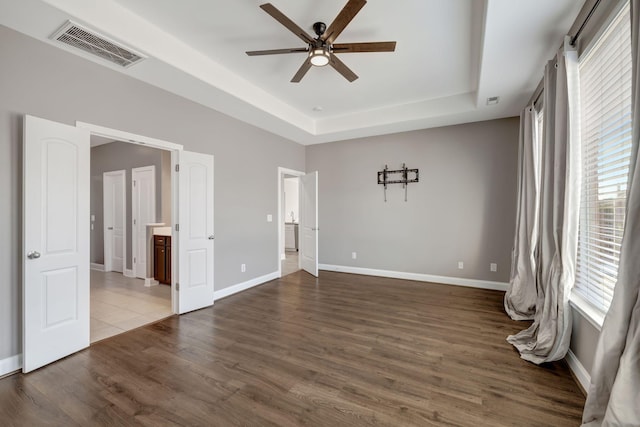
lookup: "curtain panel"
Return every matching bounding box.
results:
[582,1,640,424]
[507,45,581,364]
[505,106,540,321]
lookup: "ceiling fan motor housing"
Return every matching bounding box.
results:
[313,22,326,38]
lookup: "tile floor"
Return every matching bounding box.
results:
[90,270,172,343]
[281,251,300,277]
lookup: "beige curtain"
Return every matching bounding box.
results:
[507,46,581,364]
[582,2,640,424]
[504,106,540,320]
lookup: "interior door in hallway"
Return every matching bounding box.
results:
[103,170,125,273]
[132,165,155,279]
[23,115,90,372]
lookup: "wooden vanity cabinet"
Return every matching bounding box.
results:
[154,235,171,284]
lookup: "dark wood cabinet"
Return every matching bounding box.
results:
[154,235,171,285]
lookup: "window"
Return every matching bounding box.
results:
[575,2,632,313]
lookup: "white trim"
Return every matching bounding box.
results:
[277,167,305,279]
[566,349,591,393]
[570,289,605,331]
[214,271,279,301]
[76,122,183,151]
[318,264,509,291]
[90,263,105,271]
[124,269,135,278]
[0,354,22,377]
[144,278,159,287]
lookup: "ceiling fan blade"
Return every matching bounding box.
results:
[331,41,396,53]
[246,47,308,56]
[260,3,315,45]
[329,53,358,82]
[291,58,313,83]
[322,0,367,45]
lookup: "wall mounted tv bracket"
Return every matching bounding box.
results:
[377,163,419,202]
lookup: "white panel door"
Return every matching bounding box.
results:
[178,151,214,314]
[132,166,155,278]
[300,171,318,277]
[23,115,90,373]
[103,170,126,273]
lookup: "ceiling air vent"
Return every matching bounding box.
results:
[50,21,145,68]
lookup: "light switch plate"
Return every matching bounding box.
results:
[267,214,273,222]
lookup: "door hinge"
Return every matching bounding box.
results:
[175,224,179,231]
[176,282,180,290]
[133,180,136,187]
[134,257,136,263]
[133,219,136,225]
[175,164,179,172]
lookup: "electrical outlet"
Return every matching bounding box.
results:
[458,261,464,270]
[490,263,497,272]
[352,252,357,260]
[241,264,246,273]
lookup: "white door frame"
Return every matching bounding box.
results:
[277,167,305,278]
[77,121,183,314]
[103,169,126,273]
[131,165,156,279]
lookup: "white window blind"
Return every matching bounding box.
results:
[575,2,632,313]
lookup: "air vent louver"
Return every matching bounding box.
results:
[51,21,145,68]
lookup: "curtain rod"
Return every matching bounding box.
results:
[527,0,604,107]
[570,0,603,45]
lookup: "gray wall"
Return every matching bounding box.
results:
[570,308,600,380]
[0,25,304,361]
[90,141,169,269]
[306,118,519,282]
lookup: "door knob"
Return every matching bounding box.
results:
[208,235,215,240]
[27,251,41,259]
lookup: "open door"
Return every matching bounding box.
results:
[300,171,318,277]
[177,151,214,314]
[23,115,90,372]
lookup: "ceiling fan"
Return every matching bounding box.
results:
[246,0,396,83]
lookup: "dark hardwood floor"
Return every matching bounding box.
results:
[0,271,585,426]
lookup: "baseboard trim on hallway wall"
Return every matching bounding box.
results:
[124,269,135,278]
[318,264,509,292]
[566,349,590,394]
[214,271,279,301]
[90,263,105,271]
[0,354,22,378]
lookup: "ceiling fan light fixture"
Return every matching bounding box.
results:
[309,48,330,67]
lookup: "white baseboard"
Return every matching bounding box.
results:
[214,271,279,301]
[144,278,159,287]
[318,264,509,292]
[0,354,22,377]
[124,269,135,278]
[90,263,105,271]
[566,349,590,393]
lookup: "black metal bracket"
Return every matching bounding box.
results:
[377,164,419,202]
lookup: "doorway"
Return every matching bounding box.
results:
[282,175,300,276]
[90,138,171,342]
[277,167,318,278]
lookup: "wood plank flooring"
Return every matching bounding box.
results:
[0,271,585,426]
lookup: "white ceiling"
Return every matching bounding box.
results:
[0,0,584,144]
